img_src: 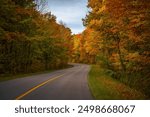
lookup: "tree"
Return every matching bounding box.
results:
[83,0,150,97]
[0,0,72,74]
[72,28,100,64]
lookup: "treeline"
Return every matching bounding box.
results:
[72,0,150,97]
[72,29,100,64]
[0,0,72,74]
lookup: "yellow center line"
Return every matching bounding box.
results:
[15,74,65,100]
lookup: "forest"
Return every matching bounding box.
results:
[0,0,150,97]
[0,0,72,74]
[72,0,150,97]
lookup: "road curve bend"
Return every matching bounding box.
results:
[0,63,93,100]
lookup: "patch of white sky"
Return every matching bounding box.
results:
[47,0,88,34]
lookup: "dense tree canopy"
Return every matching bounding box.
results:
[0,0,72,74]
[0,0,149,97]
[72,0,150,97]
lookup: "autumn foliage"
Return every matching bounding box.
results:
[0,0,150,97]
[0,0,72,74]
[72,0,150,97]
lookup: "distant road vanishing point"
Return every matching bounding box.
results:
[0,63,93,100]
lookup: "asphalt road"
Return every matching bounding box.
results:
[0,63,93,100]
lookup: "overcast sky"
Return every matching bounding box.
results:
[47,0,88,34]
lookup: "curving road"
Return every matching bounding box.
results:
[0,63,93,100]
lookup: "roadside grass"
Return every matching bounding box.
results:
[88,65,146,100]
[0,64,73,82]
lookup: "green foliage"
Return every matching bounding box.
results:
[0,0,72,74]
[88,65,146,99]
